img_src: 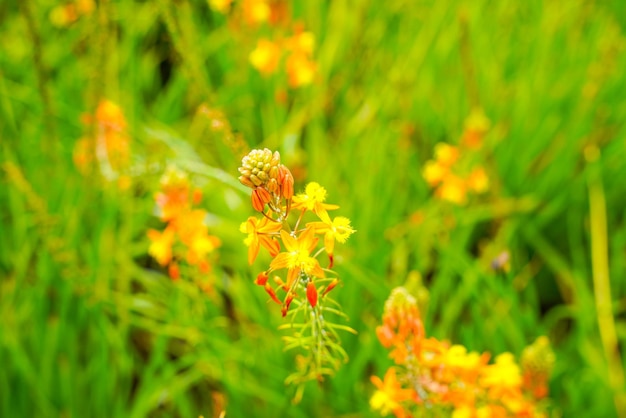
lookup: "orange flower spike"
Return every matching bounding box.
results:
[270,228,324,287]
[240,216,282,265]
[306,282,318,308]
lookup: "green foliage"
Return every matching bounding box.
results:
[1,0,625,417]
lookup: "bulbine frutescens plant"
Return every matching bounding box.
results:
[371,285,555,418]
[238,148,356,393]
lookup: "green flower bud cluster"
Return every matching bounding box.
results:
[238,148,281,188]
[521,336,555,375]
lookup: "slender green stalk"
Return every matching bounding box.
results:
[586,145,626,417]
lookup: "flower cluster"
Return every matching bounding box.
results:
[147,167,221,290]
[238,148,355,385]
[208,0,316,89]
[371,287,555,418]
[73,99,131,188]
[249,25,317,88]
[422,109,491,205]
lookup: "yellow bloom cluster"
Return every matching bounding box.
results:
[371,287,554,418]
[238,149,355,317]
[249,26,317,88]
[422,109,491,205]
[147,167,221,290]
[208,0,316,89]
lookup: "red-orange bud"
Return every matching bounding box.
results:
[282,171,294,199]
[192,189,203,205]
[251,189,265,212]
[282,292,295,317]
[307,282,318,308]
[255,271,269,285]
[328,253,334,269]
[256,186,272,203]
[168,263,180,281]
[322,279,339,297]
[264,283,282,305]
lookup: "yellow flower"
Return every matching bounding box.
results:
[467,167,489,193]
[147,227,175,266]
[287,31,315,55]
[286,52,316,87]
[437,175,467,205]
[240,216,282,265]
[370,368,415,418]
[434,143,459,167]
[250,39,281,75]
[422,160,447,186]
[481,352,522,388]
[270,228,324,286]
[209,0,232,13]
[243,0,270,25]
[292,182,339,216]
[307,211,355,258]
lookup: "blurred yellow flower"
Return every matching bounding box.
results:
[370,368,416,418]
[437,175,467,205]
[481,353,522,388]
[209,0,232,13]
[147,227,175,266]
[467,167,489,193]
[286,52,316,87]
[243,0,270,25]
[250,39,282,75]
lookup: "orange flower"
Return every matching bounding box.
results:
[286,51,316,87]
[270,228,324,286]
[147,227,175,266]
[250,39,281,75]
[436,174,468,205]
[370,368,417,418]
[242,0,271,25]
[467,167,489,193]
[240,216,283,264]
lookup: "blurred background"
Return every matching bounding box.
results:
[1,0,626,416]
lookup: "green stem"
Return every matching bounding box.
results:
[586,145,626,417]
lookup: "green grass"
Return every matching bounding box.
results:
[1,0,626,416]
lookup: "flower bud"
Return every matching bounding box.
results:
[307,282,318,308]
[238,148,282,189]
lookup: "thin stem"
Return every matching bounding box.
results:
[586,145,626,417]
